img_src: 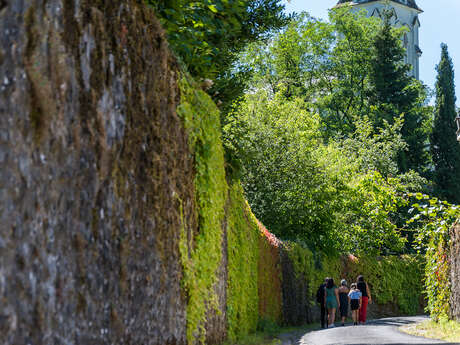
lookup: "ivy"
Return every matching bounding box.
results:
[282,243,423,315]
[345,255,424,314]
[257,221,283,326]
[177,75,228,344]
[226,183,259,342]
[407,193,459,320]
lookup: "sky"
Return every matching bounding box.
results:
[282,0,460,105]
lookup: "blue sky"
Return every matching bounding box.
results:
[282,0,460,104]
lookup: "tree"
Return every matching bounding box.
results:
[318,8,379,135]
[430,43,460,204]
[237,9,381,136]
[150,0,288,111]
[224,90,414,255]
[224,90,341,251]
[368,10,431,174]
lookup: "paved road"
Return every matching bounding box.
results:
[296,316,450,345]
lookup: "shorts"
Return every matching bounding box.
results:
[350,299,360,311]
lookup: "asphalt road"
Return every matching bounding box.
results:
[298,316,451,345]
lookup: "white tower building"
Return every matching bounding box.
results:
[334,0,423,79]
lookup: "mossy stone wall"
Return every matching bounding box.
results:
[0,1,192,344]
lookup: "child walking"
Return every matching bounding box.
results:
[348,283,362,326]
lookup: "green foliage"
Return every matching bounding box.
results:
[226,183,260,342]
[237,8,431,172]
[177,76,228,344]
[340,116,406,178]
[287,243,341,297]
[430,43,460,204]
[345,255,424,314]
[149,0,288,115]
[224,90,342,251]
[282,243,423,314]
[368,10,412,110]
[224,89,423,254]
[407,193,459,320]
[321,8,379,134]
[339,172,408,255]
[237,9,380,135]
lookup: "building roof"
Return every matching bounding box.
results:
[335,0,422,12]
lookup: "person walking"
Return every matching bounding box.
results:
[338,279,349,326]
[348,283,362,325]
[316,278,328,328]
[325,278,340,328]
[357,275,372,324]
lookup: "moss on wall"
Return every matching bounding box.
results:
[226,183,260,342]
[177,76,228,344]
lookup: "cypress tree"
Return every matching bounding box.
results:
[369,10,430,174]
[431,43,460,204]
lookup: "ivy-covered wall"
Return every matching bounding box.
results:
[257,221,283,326]
[177,76,228,344]
[226,184,260,342]
[279,243,424,326]
[451,223,460,321]
[342,255,424,316]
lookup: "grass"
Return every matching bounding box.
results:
[223,333,281,345]
[401,319,460,343]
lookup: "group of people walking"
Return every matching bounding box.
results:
[316,275,372,328]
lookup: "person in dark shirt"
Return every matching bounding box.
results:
[316,278,329,328]
[338,279,349,326]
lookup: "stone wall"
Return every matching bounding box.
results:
[450,222,460,321]
[0,1,194,344]
[280,248,314,326]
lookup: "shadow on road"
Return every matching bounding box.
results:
[368,318,424,327]
[277,317,449,345]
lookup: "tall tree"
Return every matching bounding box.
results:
[430,43,460,203]
[368,10,430,174]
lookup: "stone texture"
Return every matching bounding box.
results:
[280,247,314,326]
[450,222,460,321]
[0,1,194,344]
